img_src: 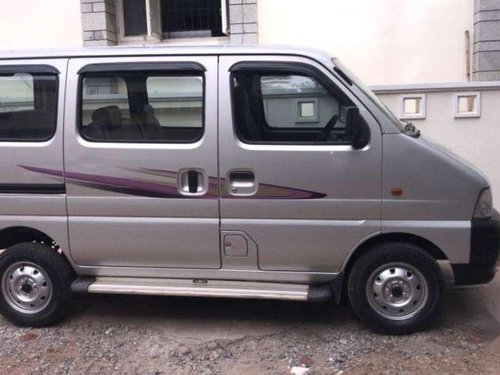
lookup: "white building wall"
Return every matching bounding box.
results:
[258,0,474,85]
[0,0,83,49]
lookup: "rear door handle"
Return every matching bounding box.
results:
[187,170,198,193]
[178,169,207,195]
[227,169,257,196]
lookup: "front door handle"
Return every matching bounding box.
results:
[227,169,257,196]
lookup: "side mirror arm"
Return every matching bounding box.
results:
[345,106,370,150]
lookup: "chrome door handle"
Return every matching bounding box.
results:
[178,169,206,195]
[227,170,257,196]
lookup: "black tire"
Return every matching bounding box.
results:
[0,242,75,327]
[347,242,443,335]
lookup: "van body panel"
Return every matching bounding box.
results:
[225,218,380,272]
[218,55,383,273]
[70,263,339,283]
[381,133,489,264]
[63,56,220,268]
[382,134,488,221]
[381,220,471,264]
[0,215,70,258]
[68,217,219,267]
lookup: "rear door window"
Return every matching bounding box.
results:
[80,69,204,143]
[146,76,203,128]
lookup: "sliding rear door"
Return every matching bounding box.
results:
[63,56,220,269]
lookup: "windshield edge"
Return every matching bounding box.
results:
[331,58,403,131]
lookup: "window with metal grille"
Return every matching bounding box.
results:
[117,0,228,41]
[161,0,224,38]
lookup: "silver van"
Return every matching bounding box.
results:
[0,46,497,334]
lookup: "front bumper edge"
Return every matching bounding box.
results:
[452,209,500,286]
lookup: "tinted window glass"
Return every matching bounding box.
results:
[232,70,353,144]
[80,71,204,143]
[146,76,203,128]
[123,0,148,36]
[0,72,58,141]
[260,75,334,129]
[82,77,129,126]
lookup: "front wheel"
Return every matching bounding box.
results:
[347,242,443,335]
[0,243,75,327]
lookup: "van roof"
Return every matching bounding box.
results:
[0,44,333,62]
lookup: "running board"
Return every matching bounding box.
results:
[71,277,332,302]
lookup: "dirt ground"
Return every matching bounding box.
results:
[0,264,499,375]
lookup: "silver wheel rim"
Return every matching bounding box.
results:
[1,261,52,314]
[366,263,428,321]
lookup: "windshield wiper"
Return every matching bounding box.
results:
[401,120,421,138]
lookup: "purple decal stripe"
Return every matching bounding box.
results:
[67,180,184,199]
[20,166,326,200]
[21,165,64,178]
[20,165,214,199]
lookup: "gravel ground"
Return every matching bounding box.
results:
[0,264,499,375]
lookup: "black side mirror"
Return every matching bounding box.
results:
[345,106,370,150]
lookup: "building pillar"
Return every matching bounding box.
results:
[81,0,118,46]
[474,0,500,80]
[229,0,258,44]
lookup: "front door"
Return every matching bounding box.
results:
[218,55,382,273]
[63,56,220,269]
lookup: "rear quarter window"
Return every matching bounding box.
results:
[0,71,58,141]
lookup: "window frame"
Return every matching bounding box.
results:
[229,61,356,146]
[77,62,206,144]
[454,92,481,118]
[399,94,426,120]
[296,98,320,123]
[0,66,59,143]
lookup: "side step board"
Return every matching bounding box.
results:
[71,277,332,302]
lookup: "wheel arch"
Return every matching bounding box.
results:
[0,224,73,255]
[0,226,57,249]
[342,232,448,279]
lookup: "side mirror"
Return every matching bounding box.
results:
[345,106,370,150]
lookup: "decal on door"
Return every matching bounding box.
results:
[20,166,326,199]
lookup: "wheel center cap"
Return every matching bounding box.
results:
[21,283,33,294]
[392,286,403,298]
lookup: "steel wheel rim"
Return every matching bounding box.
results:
[1,261,52,314]
[366,262,428,321]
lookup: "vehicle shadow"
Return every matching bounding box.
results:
[64,262,500,340]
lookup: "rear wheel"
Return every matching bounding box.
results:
[347,242,443,334]
[0,243,75,327]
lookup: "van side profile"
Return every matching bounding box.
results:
[0,46,498,334]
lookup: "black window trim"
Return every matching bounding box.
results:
[229,61,355,146]
[77,62,206,144]
[0,183,65,194]
[0,64,60,75]
[78,62,206,74]
[0,66,59,143]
